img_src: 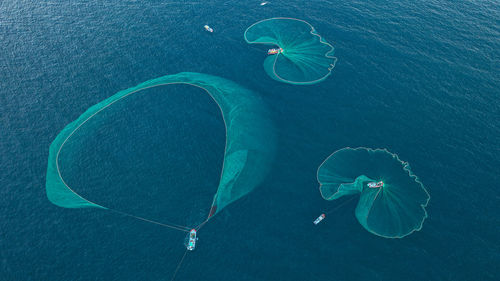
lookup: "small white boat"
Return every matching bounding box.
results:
[204,25,213,33]
[186,229,197,251]
[260,1,269,5]
[267,48,283,55]
[313,214,326,225]
[367,181,384,188]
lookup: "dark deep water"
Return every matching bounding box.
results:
[1,0,499,280]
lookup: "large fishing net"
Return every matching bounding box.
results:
[46,72,275,230]
[244,17,337,85]
[317,147,430,238]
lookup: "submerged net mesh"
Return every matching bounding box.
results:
[244,17,337,85]
[317,147,430,238]
[46,72,275,223]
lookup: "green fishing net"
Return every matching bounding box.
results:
[46,72,275,221]
[244,17,337,85]
[317,147,430,238]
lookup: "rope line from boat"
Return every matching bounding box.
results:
[325,196,357,215]
[170,249,189,281]
[109,209,191,232]
[194,219,209,231]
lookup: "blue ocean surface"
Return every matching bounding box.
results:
[1,0,499,280]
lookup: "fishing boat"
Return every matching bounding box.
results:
[204,25,213,33]
[367,181,384,188]
[267,48,283,55]
[313,214,326,225]
[186,229,197,251]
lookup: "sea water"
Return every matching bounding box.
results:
[1,0,498,280]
